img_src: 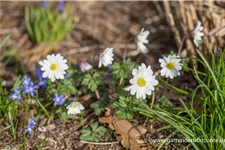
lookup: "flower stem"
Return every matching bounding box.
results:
[35,93,50,118]
[95,89,100,99]
[177,35,187,55]
[80,112,84,128]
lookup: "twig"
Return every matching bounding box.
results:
[177,35,187,55]
[91,54,99,75]
[154,1,164,17]
[74,113,94,130]
[168,14,182,47]
[119,37,133,85]
[163,1,171,23]
[143,117,148,127]
[150,92,155,109]
[80,140,119,145]
[122,43,127,64]
[63,45,99,55]
[94,89,100,100]
[150,92,155,129]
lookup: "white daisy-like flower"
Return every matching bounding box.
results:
[66,101,85,115]
[136,28,150,53]
[39,53,68,82]
[192,21,204,47]
[79,61,92,72]
[98,48,114,68]
[159,55,182,79]
[130,63,158,99]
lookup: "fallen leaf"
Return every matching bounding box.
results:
[99,110,147,150]
[99,114,116,130]
[114,119,147,150]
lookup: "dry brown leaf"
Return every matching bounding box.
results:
[104,107,112,117]
[99,112,147,150]
[114,119,147,150]
[99,115,116,130]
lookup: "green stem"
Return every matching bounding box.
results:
[35,93,50,118]
[157,77,195,98]
[80,112,84,128]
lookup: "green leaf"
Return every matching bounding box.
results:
[90,94,109,116]
[80,122,107,142]
[59,112,74,120]
[112,96,139,120]
[112,58,136,79]
[81,72,101,91]
[58,84,77,95]
[24,6,74,44]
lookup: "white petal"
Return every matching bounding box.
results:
[43,70,49,78]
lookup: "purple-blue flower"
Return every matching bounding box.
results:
[53,94,65,106]
[31,117,38,125]
[38,79,48,88]
[58,1,64,12]
[36,65,48,88]
[25,123,36,134]
[65,73,71,78]
[21,76,39,96]
[25,117,38,134]
[9,87,22,101]
[42,1,48,8]
[214,50,220,60]
[23,82,39,97]
[22,76,32,87]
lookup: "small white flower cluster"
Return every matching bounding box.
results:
[159,55,182,79]
[80,61,92,72]
[98,48,114,68]
[192,21,204,47]
[136,28,150,53]
[130,63,158,99]
[38,22,204,110]
[39,54,68,82]
[66,101,84,115]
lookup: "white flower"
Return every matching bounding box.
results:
[130,63,158,99]
[39,53,68,82]
[136,28,150,53]
[80,61,92,72]
[98,48,114,68]
[66,101,85,115]
[192,21,204,47]
[159,55,182,79]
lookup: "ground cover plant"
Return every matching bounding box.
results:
[0,1,225,150]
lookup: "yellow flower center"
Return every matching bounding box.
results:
[194,32,198,37]
[72,104,78,109]
[138,39,142,43]
[137,78,146,87]
[50,64,57,71]
[166,62,175,70]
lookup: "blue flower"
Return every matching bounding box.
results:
[9,87,22,101]
[22,76,32,87]
[36,65,48,88]
[25,117,38,134]
[214,50,220,60]
[31,117,39,125]
[58,1,64,12]
[36,65,43,81]
[42,1,48,8]
[38,79,48,88]
[25,123,36,134]
[22,76,39,97]
[64,73,71,78]
[53,94,65,106]
[23,82,38,97]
